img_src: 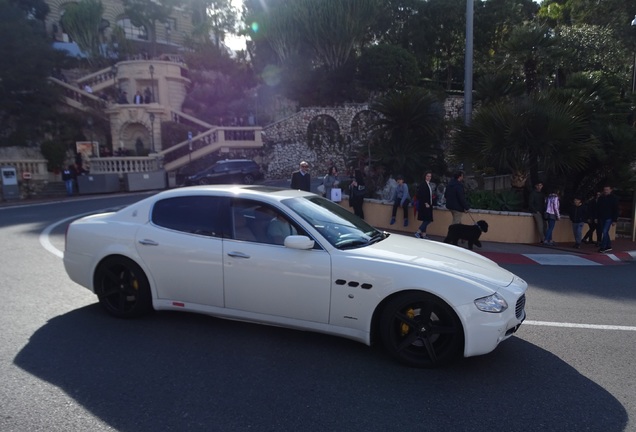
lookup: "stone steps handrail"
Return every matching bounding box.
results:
[49,77,109,114]
[161,126,263,172]
[76,66,117,92]
[170,109,215,130]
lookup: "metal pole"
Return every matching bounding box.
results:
[149,113,155,153]
[632,51,636,94]
[464,0,474,126]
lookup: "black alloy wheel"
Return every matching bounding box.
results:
[380,292,464,368]
[94,256,152,318]
[242,174,255,185]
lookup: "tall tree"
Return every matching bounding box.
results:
[0,0,61,147]
[370,89,446,180]
[123,0,181,57]
[190,0,238,49]
[409,0,466,90]
[60,0,104,66]
[452,94,594,188]
[501,24,561,93]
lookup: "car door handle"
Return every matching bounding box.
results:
[227,251,250,259]
[138,239,159,246]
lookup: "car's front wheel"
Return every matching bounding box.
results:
[198,178,211,185]
[242,174,255,184]
[380,292,464,368]
[94,256,153,318]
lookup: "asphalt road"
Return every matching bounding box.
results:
[1,194,635,432]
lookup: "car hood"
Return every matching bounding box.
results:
[354,233,514,288]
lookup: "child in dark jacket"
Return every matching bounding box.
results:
[570,197,587,248]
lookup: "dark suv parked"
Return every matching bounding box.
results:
[184,159,264,186]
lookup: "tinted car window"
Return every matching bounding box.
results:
[231,199,314,246]
[152,196,230,237]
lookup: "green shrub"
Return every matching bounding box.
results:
[467,189,523,211]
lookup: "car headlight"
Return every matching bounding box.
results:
[474,293,508,313]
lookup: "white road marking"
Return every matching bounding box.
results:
[39,216,76,259]
[523,254,601,266]
[525,320,636,332]
[39,212,98,259]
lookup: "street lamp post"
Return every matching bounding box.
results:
[149,113,155,153]
[464,0,474,126]
[111,65,118,95]
[87,117,95,156]
[631,15,636,93]
[149,65,155,103]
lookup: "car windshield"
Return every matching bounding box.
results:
[283,196,387,249]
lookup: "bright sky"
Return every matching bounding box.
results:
[225,0,246,51]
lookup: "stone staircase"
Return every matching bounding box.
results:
[39,181,69,197]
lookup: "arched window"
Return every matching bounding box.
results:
[116,18,148,40]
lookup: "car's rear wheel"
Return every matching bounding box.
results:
[198,178,210,185]
[242,174,255,185]
[380,292,464,368]
[94,256,152,318]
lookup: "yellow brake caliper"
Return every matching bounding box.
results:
[401,308,415,336]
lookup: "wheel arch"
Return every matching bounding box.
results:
[92,253,152,296]
[369,289,466,348]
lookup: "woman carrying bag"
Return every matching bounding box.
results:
[324,166,341,201]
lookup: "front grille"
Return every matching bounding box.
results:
[515,294,526,319]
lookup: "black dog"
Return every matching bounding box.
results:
[443,220,489,250]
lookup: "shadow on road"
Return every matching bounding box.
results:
[14,305,627,431]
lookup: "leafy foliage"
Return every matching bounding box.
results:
[452,93,595,187]
[357,44,420,93]
[369,89,447,181]
[60,0,105,67]
[467,189,523,211]
[0,0,62,147]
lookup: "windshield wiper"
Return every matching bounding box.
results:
[366,231,387,245]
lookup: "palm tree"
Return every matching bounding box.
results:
[452,93,594,188]
[369,89,446,181]
[60,0,104,66]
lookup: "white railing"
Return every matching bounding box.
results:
[89,156,161,175]
[0,160,49,180]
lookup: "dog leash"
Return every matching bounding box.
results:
[466,210,477,224]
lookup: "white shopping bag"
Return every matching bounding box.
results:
[330,188,342,202]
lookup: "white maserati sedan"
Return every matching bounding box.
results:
[63,185,527,368]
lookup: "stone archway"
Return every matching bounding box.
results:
[119,121,152,156]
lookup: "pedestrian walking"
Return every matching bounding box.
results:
[544,189,561,246]
[414,171,434,239]
[529,181,546,244]
[569,197,587,249]
[290,161,311,192]
[596,185,619,253]
[445,171,470,225]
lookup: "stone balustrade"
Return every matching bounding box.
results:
[0,160,49,180]
[76,66,117,92]
[89,156,161,175]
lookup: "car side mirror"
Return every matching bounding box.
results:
[284,235,315,250]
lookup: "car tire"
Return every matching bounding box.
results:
[94,256,153,318]
[379,292,464,368]
[198,178,210,185]
[242,174,255,185]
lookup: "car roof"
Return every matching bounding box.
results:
[152,185,314,203]
[215,159,256,164]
